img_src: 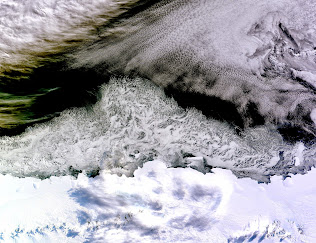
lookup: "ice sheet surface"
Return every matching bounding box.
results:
[0,160,316,242]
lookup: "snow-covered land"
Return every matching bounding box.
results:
[1,160,316,242]
[1,0,316,242]
[0,77,315,242]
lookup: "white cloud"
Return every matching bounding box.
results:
[0,160,316,242]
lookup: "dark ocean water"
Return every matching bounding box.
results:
[0,0,315,179]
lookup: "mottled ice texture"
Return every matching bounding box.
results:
[0,160,316,242]
[1,0,316,138]
[1,1,316,241]
[0,78,315,181]
[311,109,316,126]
